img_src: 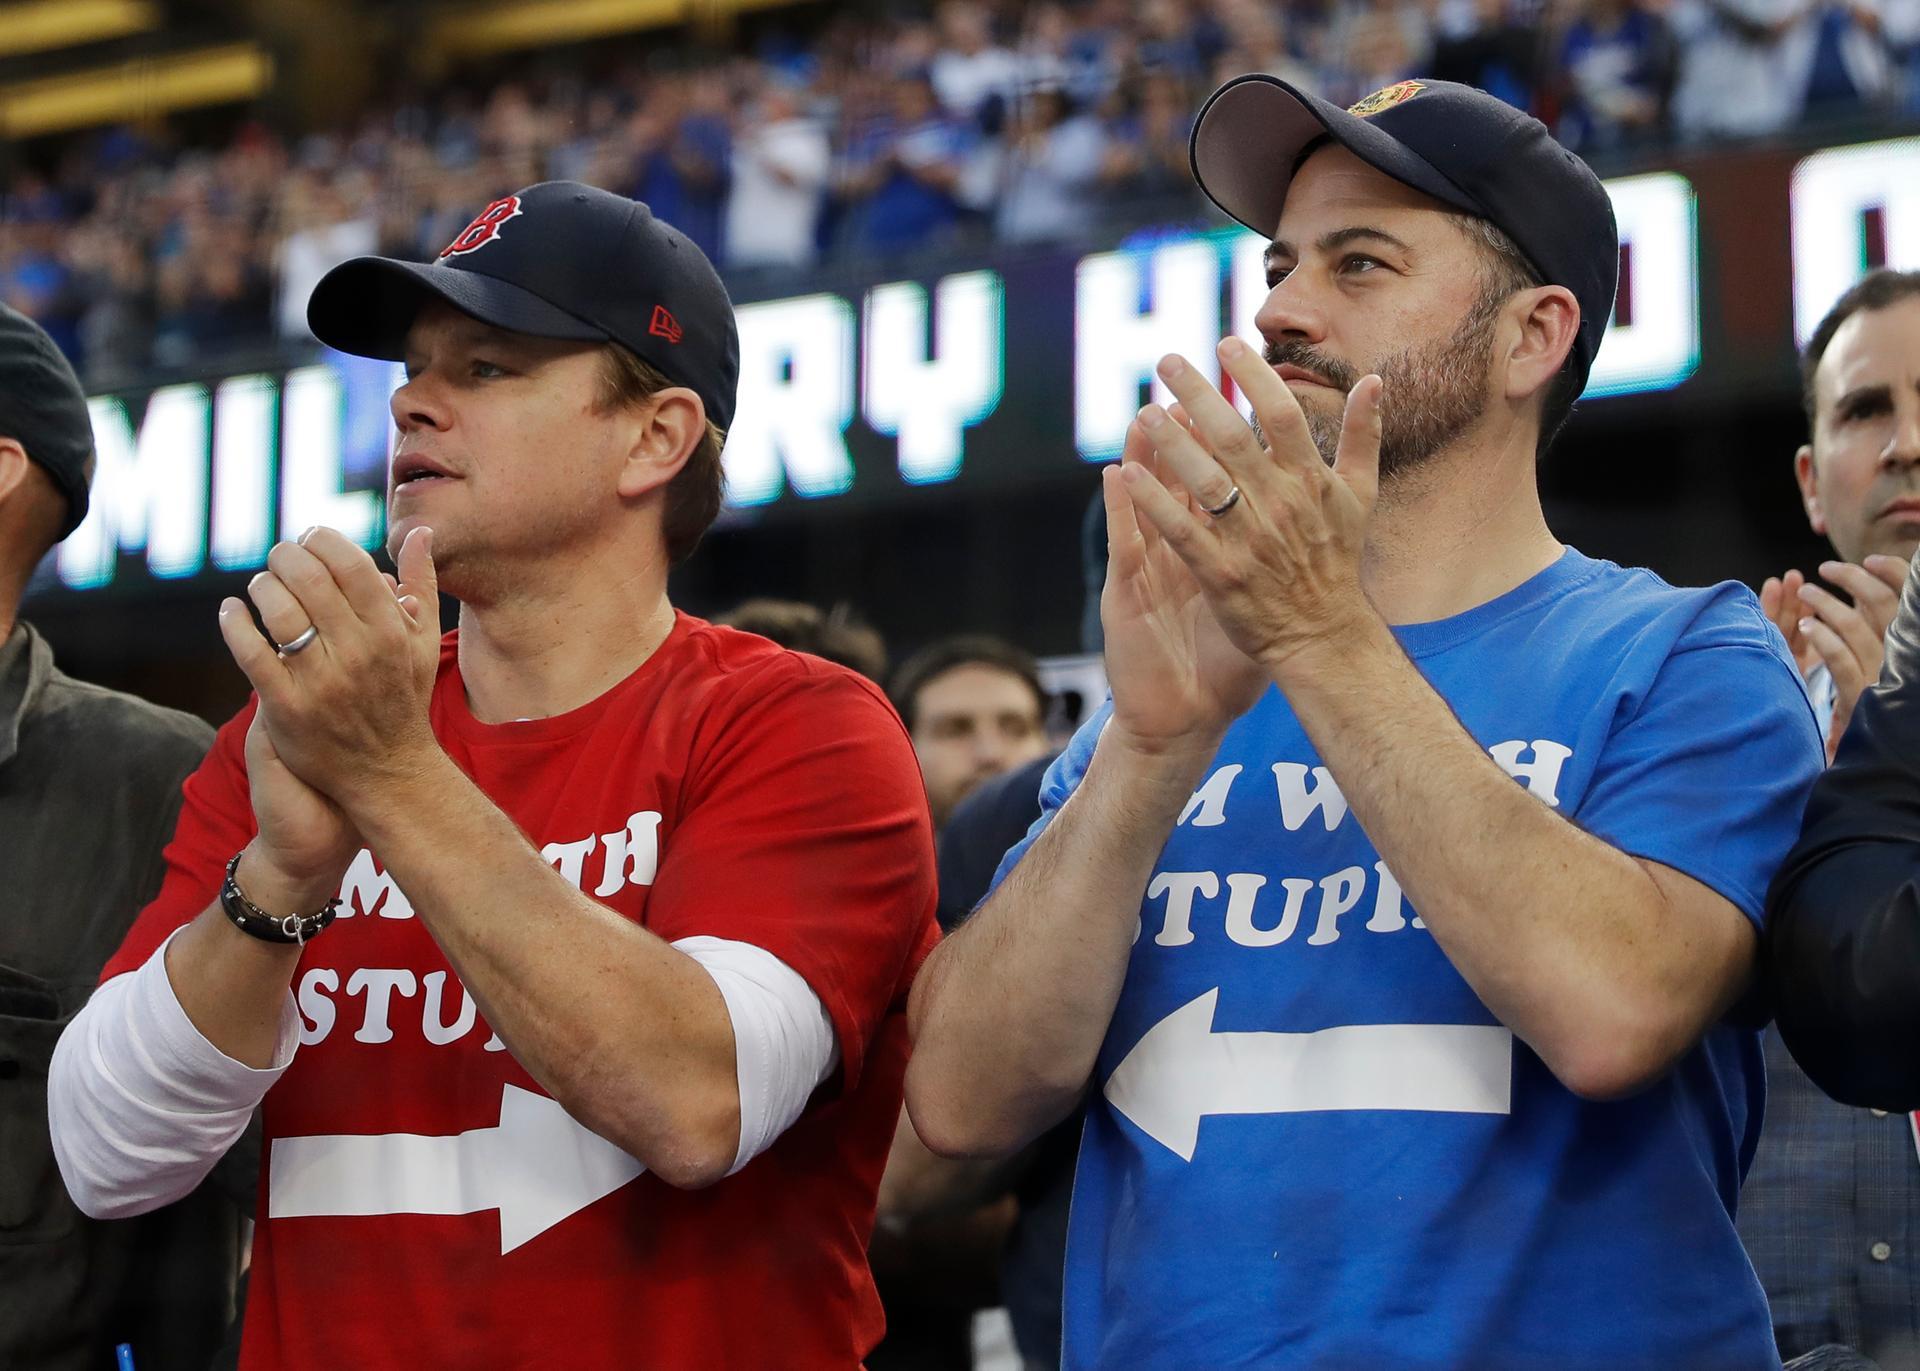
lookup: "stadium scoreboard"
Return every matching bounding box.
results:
[31,132,1920,604]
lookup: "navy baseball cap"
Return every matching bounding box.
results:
[308,181,739,429]
[0,303,94,537]
[1190,77,1619,394]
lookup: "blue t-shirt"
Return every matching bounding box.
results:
[989,548,1821,1371]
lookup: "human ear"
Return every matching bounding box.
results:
[615,388,706,501]
[1794,443,1827,535]
[0,439,32,508]
[1502,286,1580,407]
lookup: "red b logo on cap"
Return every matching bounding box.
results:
[440,196,522,258]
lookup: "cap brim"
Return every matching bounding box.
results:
[306,256,607,360]
[1190,76,1480,238]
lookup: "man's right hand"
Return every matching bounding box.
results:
[1098,413,1268,762]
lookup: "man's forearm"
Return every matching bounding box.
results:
[165,853,317,1069]
[1273,614,1752,1096]
[52,930,290,1219]
[348,754,743,1187]
[906,734,1212,1157]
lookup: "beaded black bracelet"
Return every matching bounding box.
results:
[219,852,341,945]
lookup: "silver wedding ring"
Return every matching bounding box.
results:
[277,625,320,659]
[1202,485,1242,518]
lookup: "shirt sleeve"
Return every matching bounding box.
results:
[1573,591,1824,928]
[983,699,1111,900]
[673,936,837,1173]
[50,927,297,1220]
[98,702,259,984]
[643,663,938,1095]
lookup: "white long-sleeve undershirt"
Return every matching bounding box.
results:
[49,927,837,1219]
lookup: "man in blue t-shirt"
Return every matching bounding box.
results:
[905,74,1823,1371]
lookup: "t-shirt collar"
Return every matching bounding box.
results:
[1391,547,1600,659]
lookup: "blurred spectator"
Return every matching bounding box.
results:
[5,0,1918,382]
[273,173,377,339]
[888,634,1049,829]
[1672,0,1818,139]
[1802,2,1897,114]
[69,228,154,388]
[995,88,1111,245]
[930,1,1022,125]
[1016,3,1119,105]
[1133,0,1227,78]
[1213,0,1322,90]
[1430,0,1542,111]
[713,598,889,681]
[836,73,972,257]
[725,83,831,269]
[1557,0,1680,151]
[1098,69,1198,201]
[630,75,731,264]
[1888,0,1920,111]
[1323,0,1432,103]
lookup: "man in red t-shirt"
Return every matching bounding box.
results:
[48,182,939,1369]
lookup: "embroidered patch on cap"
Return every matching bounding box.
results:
[440,195,523,258]
[1348,81,1425,118]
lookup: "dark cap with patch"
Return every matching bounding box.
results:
[308,181,739,429]
[1190,76,1619,394]
[0,303,94,537]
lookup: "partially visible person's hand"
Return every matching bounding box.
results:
[1760,569,1817,676]
[1796,553,1910,760]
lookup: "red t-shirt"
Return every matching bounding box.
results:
[101,615,940,1369]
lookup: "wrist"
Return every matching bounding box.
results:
[236,845,342,915]
[345,745,458,847]
[1096,724,1222,791]
[1258,600,1392,685]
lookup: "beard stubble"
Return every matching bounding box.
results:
[1256,289,1504,481]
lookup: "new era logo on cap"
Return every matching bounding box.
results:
[649,306,683,344]
[441,195,523,258]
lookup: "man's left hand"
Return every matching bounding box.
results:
[221,525,443,805]
[1120,336,1384,677]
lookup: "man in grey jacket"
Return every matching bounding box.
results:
[0,302,239,1370]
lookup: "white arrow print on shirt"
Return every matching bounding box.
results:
[1103,989,1514,1161]
[266,1084,645,1254]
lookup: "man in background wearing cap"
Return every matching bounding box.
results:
[0,302,238,1369]
[48,182,938,1368]
[907,78,1820,1368]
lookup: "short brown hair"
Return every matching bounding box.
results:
[1802,269,1920,427]
[889,634,1046,733]
[715,598,889,681]
[1449,214,1584,460]
[596,343,729,565]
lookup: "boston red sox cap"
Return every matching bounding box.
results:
[1190,77,1619,395]
[308,181,739,429]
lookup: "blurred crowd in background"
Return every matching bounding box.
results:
[4,0,1919,388]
